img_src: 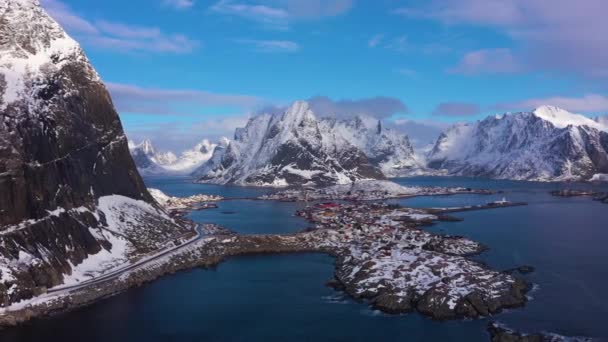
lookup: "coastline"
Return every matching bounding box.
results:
[0,199,532,328]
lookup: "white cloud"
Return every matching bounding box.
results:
[368,34,383,48]
[210,0,352,29]
[106,82,261,114]
[494,94,608,113]
[449,48,522,75]
[41,0,199,54]
[395,0,608,78]
[125,115,249,152]
[163,0,195,9]
[395,68,417,77]
[237,39,300,53]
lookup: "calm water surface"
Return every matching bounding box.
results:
[3,176,607,341]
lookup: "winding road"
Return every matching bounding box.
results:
[47,224,206,294]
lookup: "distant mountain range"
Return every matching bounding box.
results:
[135,103,608,186]
[187,103,607,186]
[129,138,225,175]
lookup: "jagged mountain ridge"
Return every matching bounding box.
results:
[193,101,422,186]
[129,138,222,175]
[0,0,187,306]
[427,106,608,181]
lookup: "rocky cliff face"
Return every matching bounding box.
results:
[192,101,419,186]
[0,0,187,306]
[427,106,608,181]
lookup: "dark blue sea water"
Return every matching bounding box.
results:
[3,176,608,342]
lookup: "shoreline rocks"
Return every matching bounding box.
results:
[487,322,593,342]
[550,189,608,204]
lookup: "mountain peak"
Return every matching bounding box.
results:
[0,0,94,110]
[138,139,156,154]
[532,105,602,130]
[288,100,311,113]
[280,100,313,122]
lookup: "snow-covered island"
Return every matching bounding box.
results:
[149,188,223,214]
[294,202,530,318]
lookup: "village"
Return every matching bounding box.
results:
[258,180,497,202]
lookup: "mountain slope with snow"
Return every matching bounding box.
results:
[427,106,608,181]
[193,101,422,186]
[320,116,425,177]
[0,0,188,307]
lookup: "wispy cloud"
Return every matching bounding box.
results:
[389,119,449,147]
[106,82,261,115]
[308,96,408,119]
[448,48,522,75]
[259,96,409,120]
[369,34,451,55]
[368,34,383,48]
[395,0,608,78]
[163,0,196,10]
[237,39,300,53]
[125,115,249,152]
[394,68,417,77]
[432,102,480,117]
[41,0,199,54]
[493,94,608,113]
[210,0,353,29]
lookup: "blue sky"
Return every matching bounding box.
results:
[41,0,608,151]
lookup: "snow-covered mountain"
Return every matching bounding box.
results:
[129,139,219,175]
[321,115,424,177]
[0,0,187,307]
[427,106,608,181]
[193,101,422,186]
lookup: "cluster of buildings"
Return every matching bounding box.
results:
[259,180,495,202]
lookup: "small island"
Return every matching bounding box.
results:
[550,189,608,204]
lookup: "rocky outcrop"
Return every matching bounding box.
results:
[0,0,187,307]
[487,322,592,342]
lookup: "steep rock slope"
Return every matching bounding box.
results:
[0,0,187,306]
[194,101,405,186]
[427,106,608,181]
